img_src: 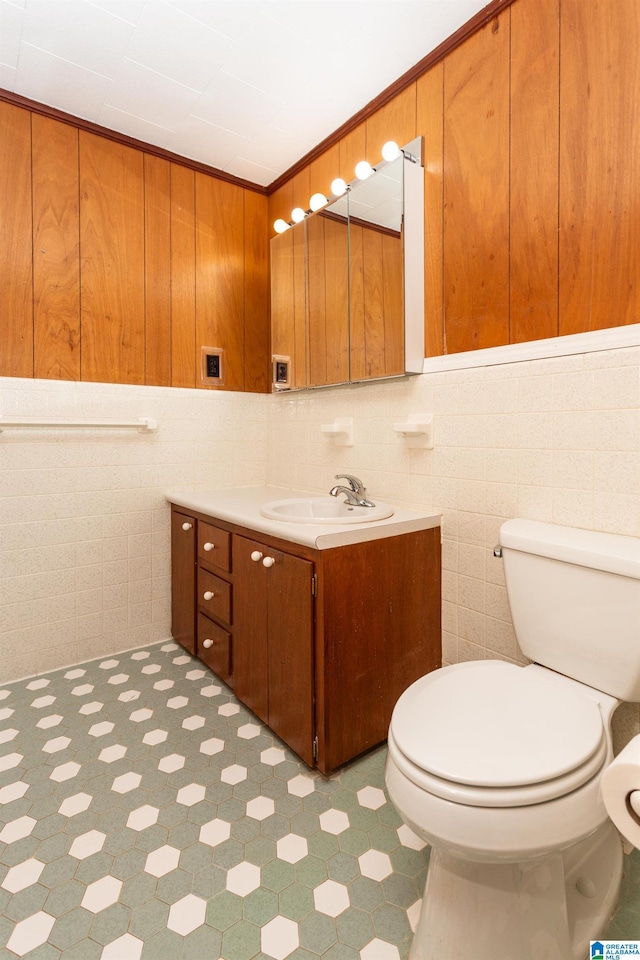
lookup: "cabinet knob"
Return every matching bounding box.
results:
[203,590,215,601]
[202,638,213,649]
[182,521,193,531]
[262,556,276,568]
[203,541,215,551]
[251,551,263,562]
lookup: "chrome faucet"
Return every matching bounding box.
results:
[329,474,376,508]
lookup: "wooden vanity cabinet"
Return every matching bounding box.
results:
[170,503,441,773]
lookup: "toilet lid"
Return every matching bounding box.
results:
[391,661,605,788]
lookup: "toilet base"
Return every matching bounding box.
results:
[409,821,622,960]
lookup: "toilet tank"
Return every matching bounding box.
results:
[500,519,640,701]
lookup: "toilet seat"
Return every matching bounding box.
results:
[389,661,607,808]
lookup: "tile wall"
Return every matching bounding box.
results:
[0,378,266,684]
[1,346,639,738]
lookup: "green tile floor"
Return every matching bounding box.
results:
[0,640,638,959]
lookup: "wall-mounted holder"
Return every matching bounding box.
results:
[320,417,354,447]
[393,414,434,449]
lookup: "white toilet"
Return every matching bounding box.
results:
[385,519,640,960]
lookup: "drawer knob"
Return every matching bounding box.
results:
[182,522,193,531]
[202,638,213,649]
[262,556,276,568]
[203,542,215,551]
[203,590,215,601]
[251,551,263,562]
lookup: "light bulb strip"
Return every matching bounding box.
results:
[273,141,400,233]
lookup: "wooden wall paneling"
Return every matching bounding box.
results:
[0,102,33,378]
[559,0,640,334]
[349,223,366,381]
[32,115,80,381]
[323,215,350,385]
[170,163,196,388]
[79,132,145,384]
[365,84,417,163]
[144,154,171,386]
[307,215,328,386]
[195,174,245,391]
[362,227,386,378]
[308,143,340,203]
[382,232,404,375]
[417,63,445,358]
[339,122,367,184]
[291,167,311,221]
[510,0,559,343]
[292,220,308,389]
[443,15,510,354]
[243,190,270,393]
[268,181,293,238]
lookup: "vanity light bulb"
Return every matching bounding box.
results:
[381,140,400,162]
[273,218,290,234]
[309,192,328,212]
[291,207,306,223]
[355,160,374,180]
[331,177,347,196]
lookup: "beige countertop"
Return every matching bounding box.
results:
[165,485,440,550]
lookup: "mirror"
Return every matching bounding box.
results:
[270,137,424,390]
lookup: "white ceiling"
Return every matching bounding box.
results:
[0,0,488,187]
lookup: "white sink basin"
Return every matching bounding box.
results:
[260,496,394,524]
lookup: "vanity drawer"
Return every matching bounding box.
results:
[198,521,230,572]
[197,568,231,624]
[197,612,232,685]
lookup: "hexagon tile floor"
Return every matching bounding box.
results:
[1,642,639,960]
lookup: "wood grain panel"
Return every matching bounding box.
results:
[268,181,293,238]
[319,528,441,772]
[559,0,640,333]
[267,549,314,768]
[308,143,340,203]
[170,163,196,388]
[32,115,80,381]
[171,507,196,655]
[79,132,145,384]
[510,0,559,343]
[362,228,386,378]
[233,535,269,725]
[195,174,244,391]
[144,155,171,386]
[197,613,231,685]
[417,63,444,357]
[291,167,311,221]
[0,102,33,377]
[382,232,404,375]
[339,122,366,184]
[443,15,510,354]
[307,215,327,386]
[243,190,270,393]
[323,215,350,385]
[365,84,417,164]
[349,223,366,381]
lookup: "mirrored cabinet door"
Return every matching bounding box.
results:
[270,136,424,391]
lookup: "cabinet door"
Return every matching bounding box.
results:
[233,536,269,724]
[170,509,196,654]
[234,535,315,764]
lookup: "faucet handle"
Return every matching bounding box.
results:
[334,474,364,494]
